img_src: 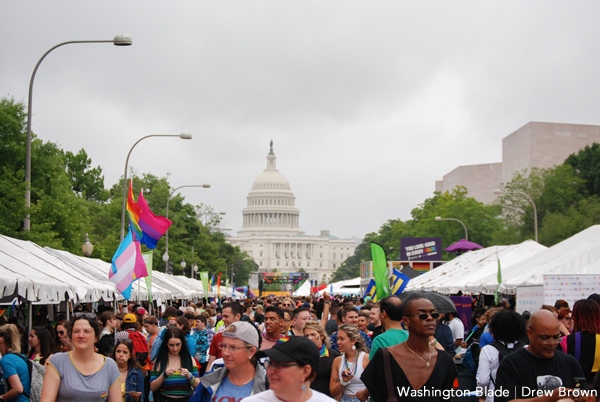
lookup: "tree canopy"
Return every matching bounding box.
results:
[0,96,254,286]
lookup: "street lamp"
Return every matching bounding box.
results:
[82,233,93,257]
[120,133,193,241]
[435,216,468,241]
[181,259,186,276]
[192,264,198,280]
[24,35,132,231]
[494,189,538,242]
[163,184,211,271]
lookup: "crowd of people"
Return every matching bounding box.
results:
[1,292,600,401]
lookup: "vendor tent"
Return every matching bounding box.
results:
[407,240,547,295]
[471,225,600,295]
[294,280,311,296]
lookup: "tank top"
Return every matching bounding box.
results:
[338,351,366,395]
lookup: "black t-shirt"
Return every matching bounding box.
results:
[494,348,587,402]
[371,326,384,341]
[310,348,341,397]
[361,347,458,401]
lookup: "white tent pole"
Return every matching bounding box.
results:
[66,300,70,321]
[28,301,33,350]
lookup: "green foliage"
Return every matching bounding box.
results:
[0,95,254,282]
[566,143,600,197]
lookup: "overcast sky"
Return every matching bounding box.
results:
[1,1,599,241]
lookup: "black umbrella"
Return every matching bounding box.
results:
[398,291,458,315]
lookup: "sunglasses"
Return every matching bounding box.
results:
[74,312,97,320]
[57,330,65,335]
[405,312,440,320]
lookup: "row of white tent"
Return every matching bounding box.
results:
[0,234,241,305]
[294,277,361,297]
[406,225,600,295]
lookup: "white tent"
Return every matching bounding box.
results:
[317,277,361,296]
[470,225,600,295]
[294,280,311,296]
[407,240,547,295]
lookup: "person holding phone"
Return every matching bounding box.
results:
[150,328,199,402]
[329,325,370,402]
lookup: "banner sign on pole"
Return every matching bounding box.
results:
[400,237,442,261]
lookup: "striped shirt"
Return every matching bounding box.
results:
[150,365,200,397]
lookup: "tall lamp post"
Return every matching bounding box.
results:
[82,233,94,257]
[494,189,538,242]
[181,259,186,276]
[25,35,133,230]
[120,133,193,241]
[162,184,211,272]
[435,216,469,241]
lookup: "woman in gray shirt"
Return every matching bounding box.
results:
[41,312,121,402]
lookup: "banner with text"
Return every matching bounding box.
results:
[543,274,600,308]
[400,237,442,261]
[516,285,544,314]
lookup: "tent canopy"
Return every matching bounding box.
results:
[407,240,547,295]
[472,225,600,294]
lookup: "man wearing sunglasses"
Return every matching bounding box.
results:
[362,296,457,401]
[369,296,408,360]
[494,309,588,402]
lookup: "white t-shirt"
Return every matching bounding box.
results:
[243,389,335,402]
[447,317,465,341]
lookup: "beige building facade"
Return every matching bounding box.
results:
[436,122,600,204]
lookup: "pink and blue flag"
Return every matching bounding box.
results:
[136,192,172,249]
[109,231,148,300]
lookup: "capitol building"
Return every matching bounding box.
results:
[227,142,356,284]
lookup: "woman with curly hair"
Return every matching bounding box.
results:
[111,339,145,401]
[560,299,600,385]
[476,310,527,402]
[28,326,55,365]
[329,324,370,402]
[304,320,340,397]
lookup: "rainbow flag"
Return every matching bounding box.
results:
[109,231,148,300]
[126,180,143,241]
[217,272,222,297]
[391,268,410,295]
[136,191,172,249]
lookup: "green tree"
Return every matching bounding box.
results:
[65,149,109,202]
[566,143,600,197]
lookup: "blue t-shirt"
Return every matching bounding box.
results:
[212,376,254,402]
[479,331,494,348]
[0,353,31,402]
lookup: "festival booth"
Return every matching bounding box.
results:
[467,225,600,310]
[406,240,547,294]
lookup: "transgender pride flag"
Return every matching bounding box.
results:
[109,231,148,300]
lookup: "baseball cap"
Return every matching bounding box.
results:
[256,336,319,372]
[223,321,259,348]
[301,302,310,308]
[123,314,137,323]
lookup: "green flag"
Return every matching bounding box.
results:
[200,272,210,296]
[142,252,153,303]
[371,243,390,300]
[494,247,502,304]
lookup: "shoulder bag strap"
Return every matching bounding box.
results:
[381,347,396,402]
[575,332,581,361]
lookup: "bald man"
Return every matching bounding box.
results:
[494,309,588,402]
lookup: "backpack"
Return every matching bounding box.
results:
[128,330,149,365]
[489,341,524,386]
[6,353,46,402]
[463,341,480,374]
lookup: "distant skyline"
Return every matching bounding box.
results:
[1,1,599,240]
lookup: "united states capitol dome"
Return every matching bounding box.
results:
[237,141,304,235]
